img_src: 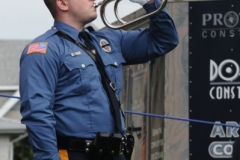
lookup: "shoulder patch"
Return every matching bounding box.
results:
[27,42,48,55]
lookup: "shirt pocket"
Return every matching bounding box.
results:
[102,54,126,97]
[63,55,97,94]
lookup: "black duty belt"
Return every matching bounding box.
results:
[57,135,93,153]
[57,132,134,160]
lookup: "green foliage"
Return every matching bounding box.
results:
[14,137,33,160]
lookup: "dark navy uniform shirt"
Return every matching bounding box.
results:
[20,1,178,159]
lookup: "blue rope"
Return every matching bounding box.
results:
[0,94,20,99]
[1,94,239,128]
[124,110,240,128]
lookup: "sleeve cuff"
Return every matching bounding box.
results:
[143,0,168,15]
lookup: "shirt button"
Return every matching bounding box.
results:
[114,62,118,66]
[82,64,85,68]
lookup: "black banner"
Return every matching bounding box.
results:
[189,0,240,159]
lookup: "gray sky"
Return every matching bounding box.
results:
[0,0,141,40]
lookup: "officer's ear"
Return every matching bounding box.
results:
[56,0,69,11]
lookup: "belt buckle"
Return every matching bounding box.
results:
[109,82,116,91]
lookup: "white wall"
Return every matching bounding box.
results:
[0,135,11,160]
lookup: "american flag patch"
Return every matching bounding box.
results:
[27,42,48,54]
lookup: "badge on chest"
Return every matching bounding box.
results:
[99,39,111,53]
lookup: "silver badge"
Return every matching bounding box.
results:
[99,39,111,53]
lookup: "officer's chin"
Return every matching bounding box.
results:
[88,15,98,24]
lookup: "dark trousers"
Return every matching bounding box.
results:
[232,137,240,160]
[59,149,126,160]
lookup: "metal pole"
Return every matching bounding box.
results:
[146,61,152,160]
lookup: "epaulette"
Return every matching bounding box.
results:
[32,28,58,41]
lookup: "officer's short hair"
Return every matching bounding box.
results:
[44,0,57,18]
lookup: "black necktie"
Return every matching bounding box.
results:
[79,32,123,133]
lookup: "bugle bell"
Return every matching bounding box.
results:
[94,0,168,29]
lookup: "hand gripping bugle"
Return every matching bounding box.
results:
[94,0,168,29]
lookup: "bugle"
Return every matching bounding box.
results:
[94,0,168,29]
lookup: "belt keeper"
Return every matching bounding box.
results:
[109,133,124,155]
[93,132,109,154]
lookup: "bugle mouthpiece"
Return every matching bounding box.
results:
[94,1,103,8]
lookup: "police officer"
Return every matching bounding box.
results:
[19,0,179,159]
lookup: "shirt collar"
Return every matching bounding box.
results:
[53,20,81,41]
